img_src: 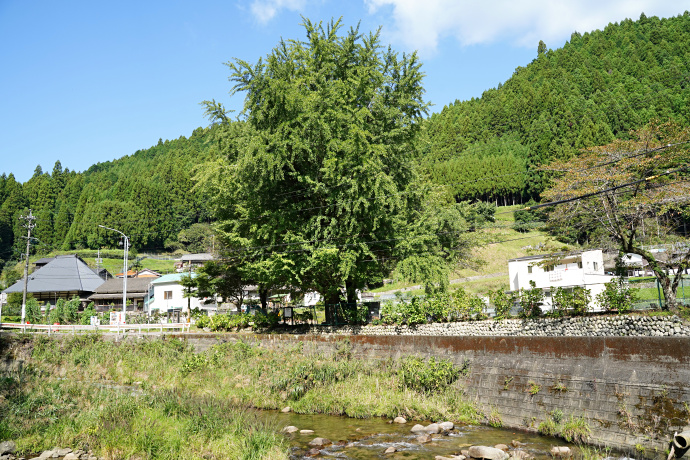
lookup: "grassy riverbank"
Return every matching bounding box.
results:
[0,334,478,459]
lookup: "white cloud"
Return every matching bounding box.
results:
[250,0,307,23]
[366,0,686,55]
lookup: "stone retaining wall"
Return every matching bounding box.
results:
[306,315,690,337]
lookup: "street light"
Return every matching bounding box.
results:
[98,225,129,322]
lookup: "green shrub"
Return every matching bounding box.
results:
[195,315,211,329]
[518,281,544,318]
[1,315,21,323]
[25,298,42,324]
[252,312,279,329]
[596,277,639,313]
[397,356,461,394]
[79,302,97,325]
[490,289,514,320]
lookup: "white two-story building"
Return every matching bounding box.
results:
[508,249,614,312]
[148,273,217,315]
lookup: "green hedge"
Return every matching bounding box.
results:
[1,315,21,323]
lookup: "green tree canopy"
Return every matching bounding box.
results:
[199,18,475,320]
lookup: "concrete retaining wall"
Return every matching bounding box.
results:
[175,332,690,455]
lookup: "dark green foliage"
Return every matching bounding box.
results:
[490,289,515,319]
[424,13,690,202]
[596,277,639,313]
[25,298,41,324]
[201,19,474,319]
[79,302,97,325]
[0,128,215,263]
[518,280,544,318]
[513,199,547,233]
[380,288,488,325]
[397,356,462,394]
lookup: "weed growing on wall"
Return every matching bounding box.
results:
[538,413,591,444]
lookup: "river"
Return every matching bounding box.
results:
[268,412,605,459]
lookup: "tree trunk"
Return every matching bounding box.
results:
[259,286,269,315]
[345,279,359,324]
[324,291,341,325]
[660,276,678,312]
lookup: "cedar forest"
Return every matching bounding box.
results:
[1,12,689,292]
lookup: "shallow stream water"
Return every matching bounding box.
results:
[266,412,604,460]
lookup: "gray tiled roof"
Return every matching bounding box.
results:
[90,277,154,295]
[3,255,105,294]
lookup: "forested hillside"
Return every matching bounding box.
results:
[0,126,217,272]
[1,12,688,279]
[423,12,690,204]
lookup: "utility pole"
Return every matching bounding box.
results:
[20,209,36,325]
[187,262,192,321]
[98,225,129,322]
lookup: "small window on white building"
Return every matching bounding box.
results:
[527,265,532,274]
[544,265,554,272]
[578,261,583,269]
[164,290,173,300]
[593,262,599,271]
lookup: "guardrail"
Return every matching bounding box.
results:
[0,322,192,334]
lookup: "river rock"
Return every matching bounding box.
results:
[393,416,407,424]
[468,445,509,460]
[411,424,426,433]
[0,442,15,456]
[309,438,332,447]
[495,444,509,452]
[281,406,291,413]
[417,434,433,443]
[385,447,397,453]
[425,423,441,434]
[510,449,532,460]
[39,452,53,460]
[511,441,526,448]
[64,454,80,460]
[283,426,299,433]
[55,449,72,457]
[550,447,572,458]
[440,421,455,430]
[300,429,315,434]
[306,448,321,457]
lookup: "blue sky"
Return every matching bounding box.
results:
[0,0,685,182]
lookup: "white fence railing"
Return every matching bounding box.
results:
[0,322,191,334]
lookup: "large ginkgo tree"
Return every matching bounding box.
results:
[198,18,478,321]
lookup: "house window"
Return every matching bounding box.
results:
[578,261,583,269]
[593,262,599,271]
[544,265,554,272]
[164,291,173,300]
[527,265,532,274]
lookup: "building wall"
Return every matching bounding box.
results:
[149,282,214,313]
[509,250,614,312]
